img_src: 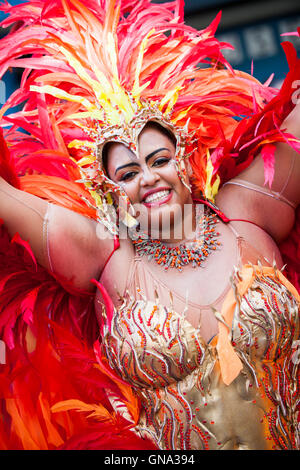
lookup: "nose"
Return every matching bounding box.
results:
[140,166,160,187]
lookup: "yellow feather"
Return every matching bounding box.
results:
[90,190,104,208]
[93,67,113,96]
[57,46,125,124]
[110,78,134,122]
[106,193,113,205]
[67,111,104,120]
[204,149,220,201]
[58,46,107,102]
[159,86,182,114]
[68,139,96,149]
[77,155,97,166]
[172,105,193,123]
[107,32,119,82]
[30,85,95,112]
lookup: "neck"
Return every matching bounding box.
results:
[152,203,202,245]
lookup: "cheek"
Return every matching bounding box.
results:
[119,179,139,203]
[159,161,180,185]
[173,178,192,207]
[163,166,190,198]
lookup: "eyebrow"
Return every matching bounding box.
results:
[114,147,170,176]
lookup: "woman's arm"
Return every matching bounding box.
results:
[216,103,300,243]
[0,176,114,291]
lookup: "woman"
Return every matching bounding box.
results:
[0,0,299,450]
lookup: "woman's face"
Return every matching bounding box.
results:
[106,123,193,239]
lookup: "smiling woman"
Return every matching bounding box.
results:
[105,123,194,241]
[0,0,299,451]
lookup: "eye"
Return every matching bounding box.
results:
[152,156,170,167]
[120,170,138,182]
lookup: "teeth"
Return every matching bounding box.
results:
[144,190,170,203]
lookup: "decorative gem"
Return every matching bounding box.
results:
[130,206,221,271]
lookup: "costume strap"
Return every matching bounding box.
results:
[223,179,297,209]
[193,197,264,230]
[102,235,120,273]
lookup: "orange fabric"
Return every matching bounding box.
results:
[216,264,300,386]
[217,289,243,386]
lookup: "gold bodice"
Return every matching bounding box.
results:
[101,267,300,450]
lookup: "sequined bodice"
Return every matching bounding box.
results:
[102,266,299,450]
[105,299,205,389]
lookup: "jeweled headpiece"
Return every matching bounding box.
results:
[0,0,293,234]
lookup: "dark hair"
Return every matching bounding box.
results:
[145,120,177,147]
[102,121,177,178]
[102,141,114,177]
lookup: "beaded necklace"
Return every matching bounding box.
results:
[130,205,221,271]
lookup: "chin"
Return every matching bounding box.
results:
[143,202,185,239]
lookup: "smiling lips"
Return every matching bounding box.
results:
[142,188,172,207]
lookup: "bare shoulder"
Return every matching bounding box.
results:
[216,182,295,243]
[47,204,115,291]
[216,104,300,243]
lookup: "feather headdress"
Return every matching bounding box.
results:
[0,0,300,451]
[0,0,299,233]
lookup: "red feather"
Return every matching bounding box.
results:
[0,0,299,451]
[260,143,276,187]
[0,127,20,188]
[0,219,156,449]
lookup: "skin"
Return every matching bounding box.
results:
[99,122,296,341]
[106,123,194,242]
[0,107,299,341]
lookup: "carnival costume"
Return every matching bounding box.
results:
[0,0,299,450]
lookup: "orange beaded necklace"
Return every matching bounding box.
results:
[131,206,221,271]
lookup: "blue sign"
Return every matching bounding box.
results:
[217,17,300,86]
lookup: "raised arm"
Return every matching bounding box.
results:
[216,103,300,243]
[0,176,114,291]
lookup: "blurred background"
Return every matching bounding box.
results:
[0,0,300,105]
[182,0,300,86]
